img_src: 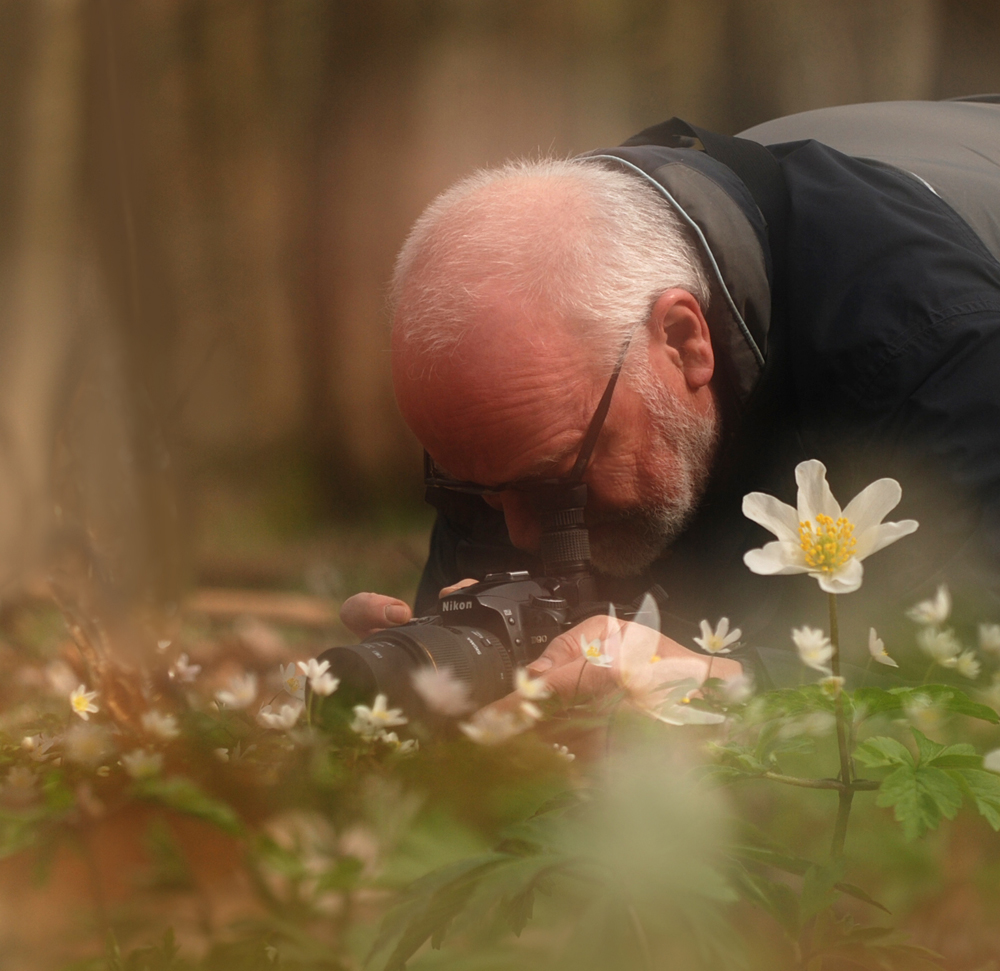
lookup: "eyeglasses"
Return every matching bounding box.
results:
[423,329,636,497]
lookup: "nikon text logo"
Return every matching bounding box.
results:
[442,600,473,612]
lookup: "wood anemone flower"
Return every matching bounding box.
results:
[742,459,919,594]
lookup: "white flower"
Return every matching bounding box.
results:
[819,675,845,699]
[553,744,575,762]
[170,653,201,683]
[955,651,981,680]
[867,628,898,668]
[412,667,474,716]
[65,724,113,765]
[984,748,1000,774]
[215,672,258,710]
[905,694,942,734]
[979,624,1000,655]
[580,635,612,667]
[214,748,230,763]
[311,672,340,696]
[742,459,918,594]
[608,595,711,716]
[122,749,163,780]
[515,668,552,701]
[257,701,304,730]
[141,710,180,740]
[917,627,962,666]
[720,673,754,704]
[21,734,57,762]
[377,731,418,754]
[791,627,833,674]
[350,694,407,738]
[279,663,306,700]
[47,660,79,696]
[907,585,951,626]
[459,708,531,745]
[693,617,742,655]
[70,685,99,721]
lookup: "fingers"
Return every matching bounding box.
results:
[339,593,412,638]
[439,578,479,597]
[527,613,614,676]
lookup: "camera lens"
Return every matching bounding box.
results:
[317,624,514,721]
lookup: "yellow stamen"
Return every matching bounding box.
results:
[799,514,857,574]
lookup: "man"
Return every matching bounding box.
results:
[342,99,1000,694]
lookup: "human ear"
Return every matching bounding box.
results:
[647,288,714,390]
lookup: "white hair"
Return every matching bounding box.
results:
[391,157,711,382]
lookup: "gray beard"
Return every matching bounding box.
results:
[587,385,719,578]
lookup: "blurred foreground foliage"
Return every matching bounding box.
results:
[1,570,1000,971]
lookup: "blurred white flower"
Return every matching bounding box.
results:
[609,595,711,717]
[955,651,982,680]
[515,668,551,701]
[215,672,258,710]
[311,672,340,696]
[867,628,898,668]
[70,685,99,721]
[257,701,304,730]
[791,627,833,674]
[351,694,407,738]
[122,749,163,780]
[742,459,918,594]
[214,748,230,763]
[412,667,473,716]
[905,694,942,734]
[553,743,575,762]
[46,660,79,697]
[652,679,726,726]
[21,733,56,762]
[377,731,418,754]
[720,673,754,704]
[141,710,180,741]
[979,624,1000,655]
[917,627,962,666]
[459,708,530,745]
[279,663,306,699]
[170,653,201,683]
[984,748,1000,774]
[819,675,845,699]
[693,617,741,655]
[65,724,113,765]
[580,634,612,667]
[778,711,836,738]
[907,585,951,627]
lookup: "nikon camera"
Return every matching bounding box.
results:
[317,483,654,721]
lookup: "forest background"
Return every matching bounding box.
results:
[1,0,999,638]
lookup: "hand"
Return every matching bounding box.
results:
[339,579,479,639]
[339,593,413,638]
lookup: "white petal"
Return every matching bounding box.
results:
[742,492,800,542]
[815,557,864,594]
[854,519,920,559]
[655,705,726,726]
[842,478,902,534]
[744,541,808,575]
[632,592,661,634]
[716,617,730,639]
[795,460,841,523]
[874,653,899,668]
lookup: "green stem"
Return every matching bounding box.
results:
[762,771,877,792]
[828,593,854,860]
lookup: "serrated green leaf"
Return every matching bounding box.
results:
[134,777,241,835]
[854,736,914,769]
[894,685,999,724]
[852,687,905,720]
[876,765,963,840]
[911,728,944,764]
[952,768,1000,830]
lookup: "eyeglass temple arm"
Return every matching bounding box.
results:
[566,333,634,483]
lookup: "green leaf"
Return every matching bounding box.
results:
[893,685,999,724]
[911,728,944,763]
[729,862,801,937]
[799,864,839,924]
[876,765,963,840]
[134,777,241,835]
[952,767,1000,830]
[854,736,914,769]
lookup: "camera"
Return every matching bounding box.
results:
[317,483,658,722]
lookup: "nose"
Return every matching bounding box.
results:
[484,492,542,552]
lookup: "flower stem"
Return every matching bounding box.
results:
[828,593,854,859]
